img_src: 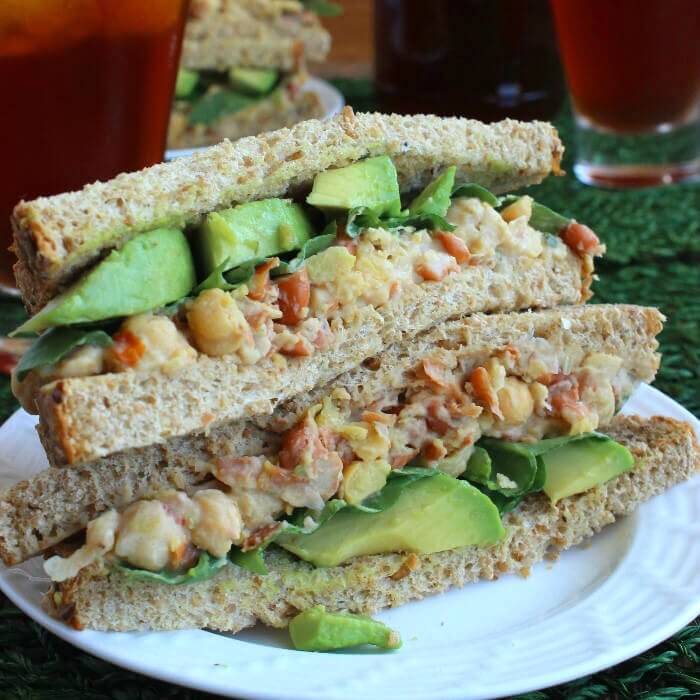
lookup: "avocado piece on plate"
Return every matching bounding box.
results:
[408,166,456,217]
[198,199,313,276]
[228,67,279,95]
[289,605,401,652]
[15,228,195,335]
[306,155,402,216]
[279,472,504,567]
[175,68,199,98]
[542,437,634,503]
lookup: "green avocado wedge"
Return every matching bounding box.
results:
[198,199,313,277]
[278,472,504,567]
[289,605,401,652]
[175,68,199,98]
[541,437,634,503]
[408,165,456,217]
[229,67,279,95]
[14,228,196,335]
[306,155,402,216]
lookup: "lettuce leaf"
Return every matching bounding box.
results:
[15,326,114,381]
[301,0,342,16]
[273,229,338,277]
[114,551,229,585]
[451,183,501,207]
[188,89,258,125]
[345,207,455,238]
[466,433,612,513]
[498,195,571,235]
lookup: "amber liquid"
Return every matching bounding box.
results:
[374,0,564,121]
[0,0,188,288]
[550,0,700,132]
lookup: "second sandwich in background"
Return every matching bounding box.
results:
[169,0,333,150]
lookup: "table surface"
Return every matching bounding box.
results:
[1,82,699,699]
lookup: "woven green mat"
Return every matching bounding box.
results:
[1,83,699,699]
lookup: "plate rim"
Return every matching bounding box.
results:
[1,383,699,700]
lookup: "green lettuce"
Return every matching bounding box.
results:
[15,326,114,382]
[466,433,613,513]
[188,90,258,125]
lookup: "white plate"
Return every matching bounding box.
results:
[1,384,698,700]
[165,77,345,160]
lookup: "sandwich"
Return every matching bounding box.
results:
[10,109,601,469]
[168,0,333,150]
[0,304,696,632]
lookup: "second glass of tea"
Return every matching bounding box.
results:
[551,0,700,188]
[0,0,189,290]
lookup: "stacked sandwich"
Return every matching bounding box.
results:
[2,109,697,633]
[168,0,332,150]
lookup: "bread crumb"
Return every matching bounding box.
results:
[390,553,420,581]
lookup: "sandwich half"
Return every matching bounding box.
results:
[10,110,601,466]
[45,414,699,632]
[0,303,663,568]
[169,0,332,149]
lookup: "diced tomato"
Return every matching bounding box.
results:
[468,366,503,420]
[248,258,278,301]
[278,415,323,471]
[415,253,459,282]
[426,400,451,435]
[277,269,310,325]
[110,329,145,368]
[279,337,312,357]
[435,231,470,264]
[548,377,580,414]
[422,439,447,461]
[361,410,396,426]
[561,222,601,255]
[243,522,283,551]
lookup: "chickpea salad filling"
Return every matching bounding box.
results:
[44,343,636,583]
[13,157,603,413]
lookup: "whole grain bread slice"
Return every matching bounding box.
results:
[47,415,699,632]
[0,305,663,565]
[12,108,563,312]
[35,247,592,467]
[181,0,331,71]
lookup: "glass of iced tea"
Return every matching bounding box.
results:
[0,0,189,290]
[550,0,700,188]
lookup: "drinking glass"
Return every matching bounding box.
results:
[0,0,189,290]
[550,0,700,188]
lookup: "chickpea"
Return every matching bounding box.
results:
[114,501,188,572]
[190,490,243,558]
[500,195,533,223]
[497,377,535,425]
[186,288,252,357]
[105,313,196,373]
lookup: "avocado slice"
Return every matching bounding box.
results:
[289,605,401,652]
[198,199,314,277]
[15,228,196,335]
[306,155,402,216]
[175,69,199,99]
[228,67,279,96]
[279,473,504,567]
[408,166,456,217]
[541,437,635,503]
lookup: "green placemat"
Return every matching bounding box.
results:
[1,83,699,699]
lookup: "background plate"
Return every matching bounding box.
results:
[1,384,698,700]
[165,77,345,161]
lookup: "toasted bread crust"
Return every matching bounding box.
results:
[181,0,331,71]
[48,415,699,632]
[35,251,591,466]
[0,305,662,565]
[12,110,563,312]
